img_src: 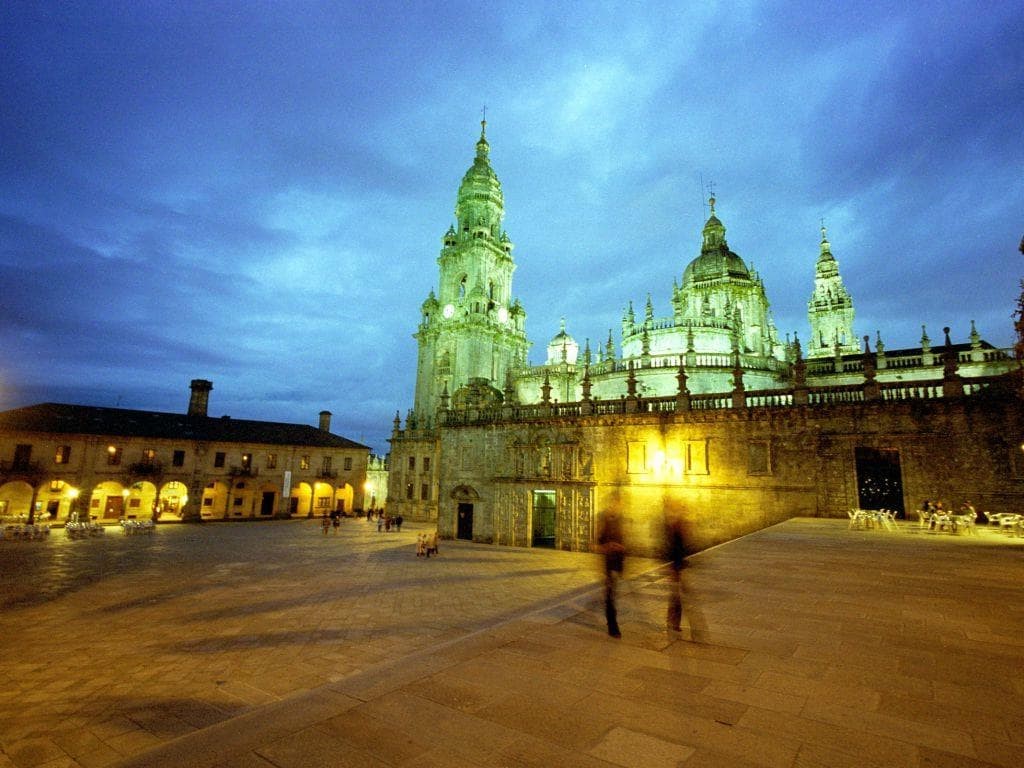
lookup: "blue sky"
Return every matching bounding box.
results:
[2,1,1022,454]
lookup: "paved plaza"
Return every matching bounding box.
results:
[1,517,1022,768]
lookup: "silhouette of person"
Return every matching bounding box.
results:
[596,505,625,638]
[664,500,708,642]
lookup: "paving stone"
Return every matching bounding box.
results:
[3,518,1023,768]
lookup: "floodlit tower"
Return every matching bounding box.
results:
[807,225,858,358]
[411,120,529,421]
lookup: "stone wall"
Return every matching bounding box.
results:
[434,384,1023,556]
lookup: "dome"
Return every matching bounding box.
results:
[546,319,579,365]
[682,197,752,285]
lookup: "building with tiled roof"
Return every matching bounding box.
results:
[0,380,370,524]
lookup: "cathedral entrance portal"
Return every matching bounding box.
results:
[531,490,556,548]
[456,503,474,540]
[854,447,905,517]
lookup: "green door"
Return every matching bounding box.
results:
[532,491,556,548]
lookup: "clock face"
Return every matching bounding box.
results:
[497,307,509,323]
[442,303,455,318]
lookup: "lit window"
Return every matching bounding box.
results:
[55,445,71,464]
[107,446,121,466]
[142,449,156,465]
[300,455,310,470]
[266,453,277,469]
[241,453,252,470]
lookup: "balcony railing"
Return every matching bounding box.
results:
[127,461,164,477]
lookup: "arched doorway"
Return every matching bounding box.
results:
[0,480,34,520]
[334,483,353,516]
[36,480,78,521]
[158,481,189,520]
[125,481,158,520]
[451,485,479,541]
[90,481,126,520]
[291,482,312,517]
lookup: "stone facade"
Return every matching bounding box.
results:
[0,381,370,524]
[388,123,1021,545]
[433,376,1024,556]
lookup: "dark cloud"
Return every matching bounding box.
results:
[1,1,1022,454]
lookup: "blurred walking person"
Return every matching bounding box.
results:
[596,503,626,638]
[664,500,708,643]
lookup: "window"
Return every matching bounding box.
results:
[107,445,121,466]
[683,440,709,475]
[406,483,414,500]
[233,497,243,506]
[214,452,226,468]
[316,496,331,508]
[203,497,213,507]
[321,456,332,473]
[300,455,310,470]
[420,483,430,501]
[627,441,646,474]
[343,457,352,471]
[266,453,277,469]
[172,450,185,467]
[408,456,416,470]
[748,441,771,475]
[54,445,71,464]
[14,444,32,469]
[141,449,156,465]
[241,453,252,470]
[423,457,431,472]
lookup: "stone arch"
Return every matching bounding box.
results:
[451,485,480,502]
[291,481,313,517]
[35,479,79,521]
[125,481,158,520]
[90,481,126,520]
[158,480,189,520]
[201,480,229,519]
[0,480,34,519]
[333,483,354,516]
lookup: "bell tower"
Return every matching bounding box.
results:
[807,225,858,358]
[412,120,529,422]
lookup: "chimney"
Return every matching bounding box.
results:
[188,379,213,417]
[319,410,332,432]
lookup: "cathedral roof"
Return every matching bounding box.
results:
[682,197,752,285]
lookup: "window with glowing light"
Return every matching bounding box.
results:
[54,445,71,464]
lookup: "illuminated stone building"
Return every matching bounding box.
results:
[0,380,369,524]
[387,123,1022,552]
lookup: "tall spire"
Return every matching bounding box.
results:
[476,117,489,161]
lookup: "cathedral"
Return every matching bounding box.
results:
[387,122,1021,554]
